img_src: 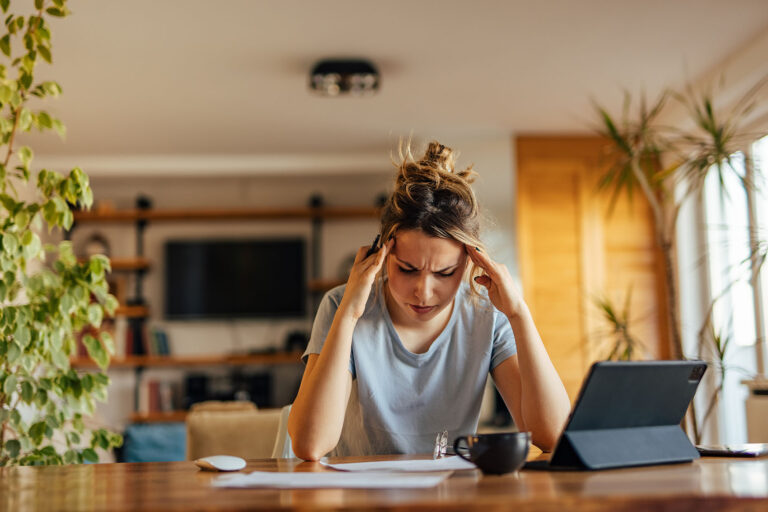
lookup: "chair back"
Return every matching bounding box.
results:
[270,404,295,458]
[186,400,281,460]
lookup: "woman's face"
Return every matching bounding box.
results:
[385,229,468,325]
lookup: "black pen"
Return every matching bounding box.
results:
[364,234,381,258]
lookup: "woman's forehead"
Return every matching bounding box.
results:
[392,230,465,265]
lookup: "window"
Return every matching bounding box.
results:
[754,136,768,341]
[702,134,768,443]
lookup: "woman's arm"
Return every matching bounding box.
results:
[491,310,570,451]
[288,241,390,461]
[468,246,570,452]
[288,338,353,461]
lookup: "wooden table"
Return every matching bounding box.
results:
[1,454,767,511]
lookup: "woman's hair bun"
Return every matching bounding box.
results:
[398,140,476,187]
[419,142,455,173]
[385,138,480,234]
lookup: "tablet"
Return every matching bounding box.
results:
[525,360,708,471]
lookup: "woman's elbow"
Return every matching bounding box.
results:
[533,432,560,453]
[288,421,330,461]
[290,429,331,461]
[291,441,326,462]
[532,417,568,452]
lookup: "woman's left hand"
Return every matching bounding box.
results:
[466,245,526,319]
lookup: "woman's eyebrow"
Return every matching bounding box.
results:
[394,256,418,269]
[395,256,459,273]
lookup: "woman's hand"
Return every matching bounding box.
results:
[338,238,392,320]
[466,245,526,319]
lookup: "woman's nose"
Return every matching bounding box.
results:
[414,274,433,302]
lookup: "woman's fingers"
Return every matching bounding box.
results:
[376,238,392,266]
[473,274,492,289]
[366,238,390,273]
[351,238,392,276]
[354,236,386,264]
[353,245,371,264]
[465,244,500,280]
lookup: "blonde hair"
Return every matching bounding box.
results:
[380,140,486,296]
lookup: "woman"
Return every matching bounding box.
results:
[288,141,570,461]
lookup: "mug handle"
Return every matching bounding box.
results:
[453,436,472,462]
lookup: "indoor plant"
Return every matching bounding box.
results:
[0,0,121,465]
[593,77,767,441]
[594,290,645,362]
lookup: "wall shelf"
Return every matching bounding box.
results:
[78,257,151,271]
[70,352,303,369]
[114,305,150,318]
[73,206,380,223]
[109,257,152,271]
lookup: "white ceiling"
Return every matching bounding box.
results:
[20,0,768,160]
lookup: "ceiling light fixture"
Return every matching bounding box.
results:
[309,59,380,97]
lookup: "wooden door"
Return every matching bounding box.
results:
[517,136,669,400]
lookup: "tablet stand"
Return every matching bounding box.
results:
[550,424,700,470]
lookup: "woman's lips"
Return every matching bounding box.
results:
[409,304,435,314]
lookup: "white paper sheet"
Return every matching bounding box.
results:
[321,456,477,472]
[212,470,451,489]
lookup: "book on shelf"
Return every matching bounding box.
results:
[124,323,134,356]
[138,378,182,414]
[124,318,146,356]
[119,321,171,358]
[148,380,160,412]
[132,319,146,356]
[122,319,172,357]
[148,327,171,356]
[158,380,175,412]
[114,317,128,358]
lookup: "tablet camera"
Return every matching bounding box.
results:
[688,364,706,382]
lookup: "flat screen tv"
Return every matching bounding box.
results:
[164,238,306,319]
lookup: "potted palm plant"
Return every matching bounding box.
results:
[593,76,768,442]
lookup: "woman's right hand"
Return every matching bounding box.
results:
[338,238,391,320]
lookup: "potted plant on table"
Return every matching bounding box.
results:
[0,0,121,465]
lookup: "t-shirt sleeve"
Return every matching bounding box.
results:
[490,308,517,370]
[302,287,355,376]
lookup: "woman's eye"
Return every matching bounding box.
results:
[396,266,454,277]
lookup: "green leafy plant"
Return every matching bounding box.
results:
[695,322,730,444]
[750,230,767,293]
[594,289,645,362]
[0,0,121,466]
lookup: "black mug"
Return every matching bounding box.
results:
[453,432,531,475]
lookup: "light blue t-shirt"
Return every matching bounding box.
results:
[302,278,517,456]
